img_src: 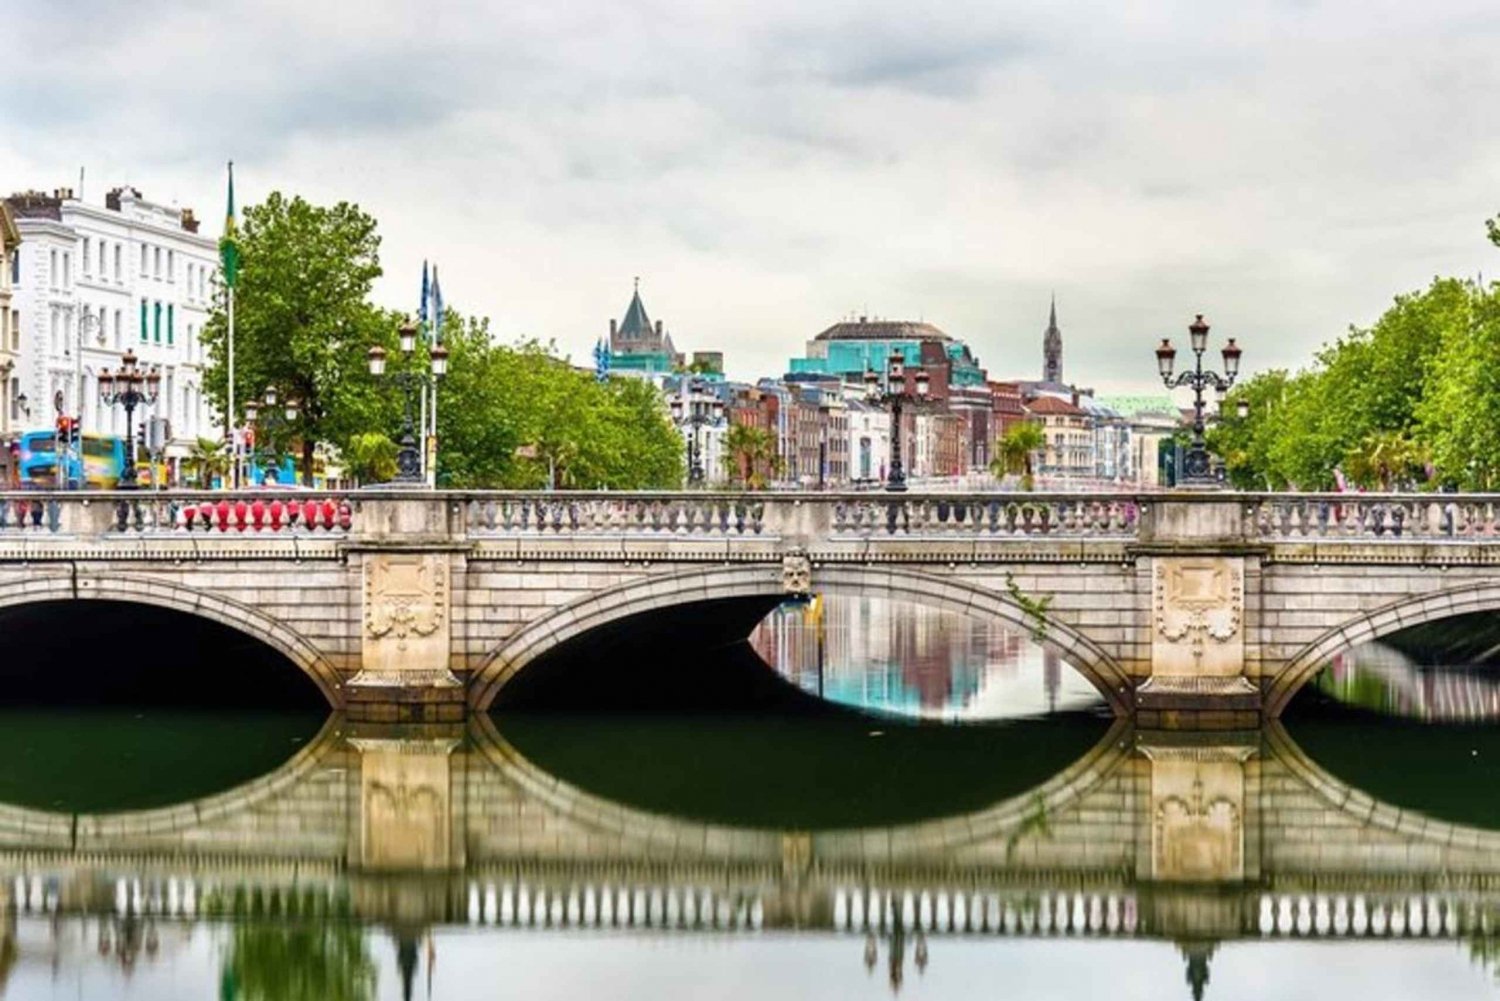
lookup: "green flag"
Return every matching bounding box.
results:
[220,161,240,289]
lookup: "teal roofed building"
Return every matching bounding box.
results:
[608,279,684,376]
[788,317,988,387]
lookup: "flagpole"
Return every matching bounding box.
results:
[228,283,236,488]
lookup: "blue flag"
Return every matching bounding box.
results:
[593,338,612,383]
[431,265,444,342]
[419,260,430,326]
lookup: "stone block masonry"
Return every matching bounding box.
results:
[3,489,1498,722]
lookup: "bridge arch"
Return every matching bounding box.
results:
[0,574,343,708]
[469,563,1130,713]
[1267,580,1500,716]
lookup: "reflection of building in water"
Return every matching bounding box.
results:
[750,595,1099,720]
[1318,643,1500,722]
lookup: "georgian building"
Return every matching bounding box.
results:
[1024,393,1094,483]
[5,186,217,480]
[1,203,20,451]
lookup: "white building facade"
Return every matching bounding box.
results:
[5,186,216,481]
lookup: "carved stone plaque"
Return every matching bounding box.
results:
[1150,556,1244,678]
[1148,752,1247,882]
[361,553,451,676]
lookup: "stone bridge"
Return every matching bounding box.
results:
[5,489,1500,723]
[5,717,1500,949]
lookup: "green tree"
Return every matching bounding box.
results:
[201,192,395,485]
[1415,280,1500,488]
[344,432,399,485]
[992,421,1045,490]
[427,313,683,489]
[723,422,780,488]
[185,436,231,488]
[1210,370,1294,489]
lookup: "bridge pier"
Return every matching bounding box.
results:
[1131,499,1264,728]
[347,494,467,722]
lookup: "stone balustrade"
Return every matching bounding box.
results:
[8,488,1500,546]
[1247,493,1500,541]
[0,490,353,535]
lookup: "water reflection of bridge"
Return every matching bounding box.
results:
[6,717,1500,948]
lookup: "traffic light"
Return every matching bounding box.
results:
[54,416,78,444]
[135,424,147,452]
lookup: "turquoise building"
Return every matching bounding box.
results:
[788,318,988,388]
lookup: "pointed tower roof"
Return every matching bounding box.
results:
[619,277,652,338]
[1047,293,1059,334]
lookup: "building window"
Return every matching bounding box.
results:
[98,240,106,276]
[114,308,122,349]
[140,299,148,341]
[166,250,174,283]
[81,238,91,275]
[9,247,17,285]
[49,250,57,289]
[114,244,121,281]
[153,301,161,343]
[167,303,174,345]
[140,244,148,276]
[153,247,161,280]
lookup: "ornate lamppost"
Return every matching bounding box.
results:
[1155,314,1243,487]
[366,319,448,485]
[670,378,724,485]
[244,384,301,484]
[97,349,160,491]
[864,354,930,492]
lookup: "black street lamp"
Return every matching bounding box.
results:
[1156,314,1243,487]
[244,384,301,484]
[670,379,724,486]
[97,349,160,491]
[864,354,930,492]
[367,320,448,485]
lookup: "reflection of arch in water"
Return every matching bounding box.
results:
[0,715,345,853]
[0,575,342,707]
[470,565,1130,714]
[467,713,1131,864]
[1269,581,1500,716]
[1266,722,1500,859]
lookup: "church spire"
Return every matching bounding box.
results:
[1043,294,1063,383]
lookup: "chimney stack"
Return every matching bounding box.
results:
[609,319,617,338]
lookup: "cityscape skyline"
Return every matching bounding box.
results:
[5,1,1496,394]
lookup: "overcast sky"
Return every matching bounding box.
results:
[4,0,1498,392]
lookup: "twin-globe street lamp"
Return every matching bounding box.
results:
[864,354,931,492]
[97,350,161,490]
[1156,314,1244,487]
[367,319,448,485]
[244,384,301,483]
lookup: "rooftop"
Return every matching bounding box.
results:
[813,318,953,343]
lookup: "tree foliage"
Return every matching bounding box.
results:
[200,192,396,484]
[722,422,780,488]
[992,420,1046,490]
[431,312,682,489]
[1210,260,1499,491]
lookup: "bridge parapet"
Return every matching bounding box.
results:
[0,490,353,535]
